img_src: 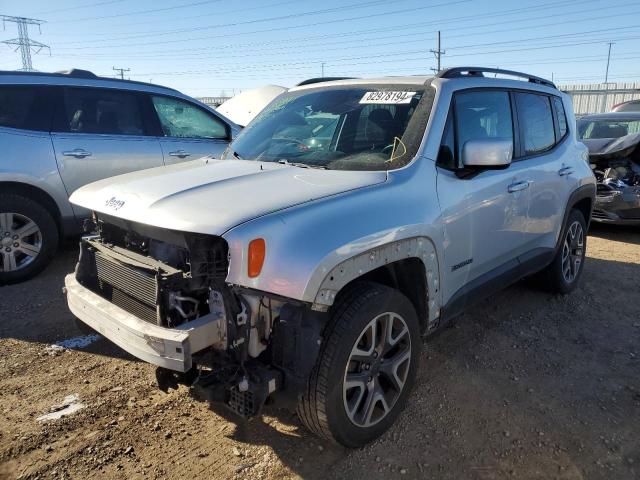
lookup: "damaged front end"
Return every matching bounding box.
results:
[65,213,325,418]
[585,134,640,225]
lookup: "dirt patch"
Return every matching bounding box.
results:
[1,226,639,479]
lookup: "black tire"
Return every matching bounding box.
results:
[542,209,587,294]
[0,193,59,285]
[297,281,421,447]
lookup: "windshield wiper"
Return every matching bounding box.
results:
[231,150,243,160]
[277,159,328,170]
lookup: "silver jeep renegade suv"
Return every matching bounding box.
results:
[64,68,596,447]
[0,69,238,284]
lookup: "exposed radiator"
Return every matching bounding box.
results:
[94,251,158,324]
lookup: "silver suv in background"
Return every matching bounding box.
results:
[65,68,596,447]
[0,69,239,284]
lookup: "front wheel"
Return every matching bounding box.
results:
[297,282,421,447]
[0,194,59,285]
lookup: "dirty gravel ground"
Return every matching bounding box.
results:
[0,224,638,480]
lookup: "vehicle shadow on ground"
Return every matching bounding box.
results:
[191,250,640,479]
[589,222,640,245]
[2,230,638,479]
[0,241,137,363]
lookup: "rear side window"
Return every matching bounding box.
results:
[151,96,227,139]
[553,96,568,139]
[59,88,145,135]
[515,93,555,155]
[454,90,513,162]
[0,86,49,131]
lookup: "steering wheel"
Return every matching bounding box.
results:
[381,143,395,155]
[271,137,309,150]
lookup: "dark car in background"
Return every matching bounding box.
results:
[578,112,640,225]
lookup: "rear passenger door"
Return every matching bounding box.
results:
[512,92,572,251]
[51,87,164,202]
[148,95,230,164]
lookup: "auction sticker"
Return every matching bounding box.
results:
[360,91,416,104]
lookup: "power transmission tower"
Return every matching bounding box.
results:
[1,15,49,71]
[113,67,130,80]
[430,31,445,73]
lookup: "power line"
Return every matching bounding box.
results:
[1,15,50,71]
[52,0,473,49]
[51,0,225,23]
[49,0,584,44]
[49,0,635,62]
[33,0,127,16]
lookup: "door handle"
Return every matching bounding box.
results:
[62,148,92,159]
[558,166,574,176]
[508,180,530,193]
[169,150,191,158]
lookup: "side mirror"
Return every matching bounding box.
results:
[462,138,513,168]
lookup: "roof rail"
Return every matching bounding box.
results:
[0,69,180,93]
[296,76,356,86]
[437,67,556,89]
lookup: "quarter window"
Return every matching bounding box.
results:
[552,96,568,139]
[515,92,555,155]
[151,96,227,139]
[60,88,145,135]
[0,86,44,131]
[454,90,513,162]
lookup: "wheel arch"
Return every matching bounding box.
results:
[311,236,442,334]
[559,183,595,248]
[0,181,63,235]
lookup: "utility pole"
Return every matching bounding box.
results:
[1,15,49,71]
[430,31,445,73]
[604,42,614,84]
[113,67,130,80]
[321,62,325,78]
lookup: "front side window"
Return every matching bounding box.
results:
[0,86,41,130]
[454,90,514,161]
[515,92,555,155]
[60,88,145,135]
[151,96,227,139]
[222,85,433,171]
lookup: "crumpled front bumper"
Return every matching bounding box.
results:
[593,186,640,225]
[64,274,225,372]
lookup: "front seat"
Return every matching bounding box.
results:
[364,108,400,149]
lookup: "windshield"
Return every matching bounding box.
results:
[578,118,640,139]
[222,84,433,171]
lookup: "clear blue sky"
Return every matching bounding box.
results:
[2,0,640,97]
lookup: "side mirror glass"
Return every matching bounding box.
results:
[462,138,513,168]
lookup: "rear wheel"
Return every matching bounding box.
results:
[542,209,587,294]
[0,194,59,285]
[297,282,421,447]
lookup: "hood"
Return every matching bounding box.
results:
[70,159,386,235]
[583,132,640,159]
[216,85,287,127]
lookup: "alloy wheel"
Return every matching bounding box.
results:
[0,212,42,272]
[561,220,584,283]
[343,312,412,428]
